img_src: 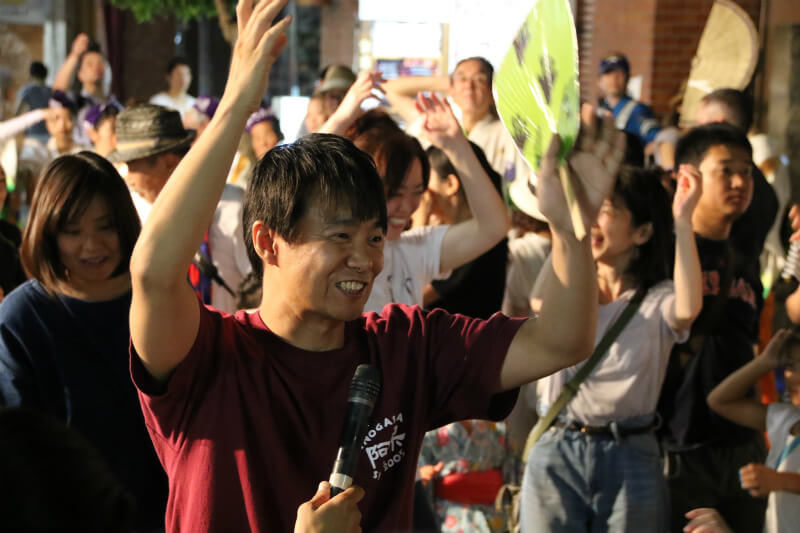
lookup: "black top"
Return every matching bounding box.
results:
[429,238,508,319]
[730,164,778,259]
[0,280,168,529]
[0,234,25,297]
[658,236,763,449]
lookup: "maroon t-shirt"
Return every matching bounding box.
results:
[131,302,523,533]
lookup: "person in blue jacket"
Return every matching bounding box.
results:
[597,53,661,147]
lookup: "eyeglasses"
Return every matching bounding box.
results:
[452,73,490,86]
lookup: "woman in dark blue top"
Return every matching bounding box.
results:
[0,152,167,531]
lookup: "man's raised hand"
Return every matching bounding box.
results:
[537,114,626,237]
[225,0,292,113]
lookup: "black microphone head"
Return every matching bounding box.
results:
[348,364,381,408]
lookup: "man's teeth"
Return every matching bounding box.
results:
[338,281,366,293]
[389,217,406,226]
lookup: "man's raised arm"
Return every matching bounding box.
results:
[129,0,292,381]
[498,118,626,391]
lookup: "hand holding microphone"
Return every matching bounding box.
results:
[294,481,364,533]
[329,364,381,497]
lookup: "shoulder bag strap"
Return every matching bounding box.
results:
[523,286,647,460]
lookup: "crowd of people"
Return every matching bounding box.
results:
[0,0,799,532]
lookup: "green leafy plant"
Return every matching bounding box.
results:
[108,0,233,22]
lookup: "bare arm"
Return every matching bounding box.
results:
[382,75,449,125]
[53,34,88,92]
[707,329,791,432]
[318,71,385,135]
[498,118,626,391]
[417,94,509,273]
[786,205,800,324]
[129,0,292,381]
[666,164,703,330]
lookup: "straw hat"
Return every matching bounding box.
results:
[679,0,758,128]
[107,103,195,163]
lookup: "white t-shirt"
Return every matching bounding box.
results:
[502,232,551,316]
[149,92,196,119]
[208,185,252,314]
[764,402,800,533]
[129,185,250,315]
[365,225,450,313]
[537,280,689,425]
[467,113,531,185]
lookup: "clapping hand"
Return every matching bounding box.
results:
[70,33,89,58]
[537,114,626,237]
[334,71,386,123]
[225,0,292,114]
[416,93,467,153]
[673,164,702,229]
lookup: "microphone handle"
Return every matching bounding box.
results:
[329,401,373,496]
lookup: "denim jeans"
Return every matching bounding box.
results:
[520,415,668,533]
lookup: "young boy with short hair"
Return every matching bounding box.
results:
[708,329,800,533]
[657,122,767,532]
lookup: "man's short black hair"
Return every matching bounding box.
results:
[675,122,752,169]
[701,88,753,133]
[29,61,47,80]
[243,134,387,277]
[166,57,190,75]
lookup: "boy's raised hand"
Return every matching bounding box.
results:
[673,164,702,228]
[761,328,793,368]
[225,0,292,113]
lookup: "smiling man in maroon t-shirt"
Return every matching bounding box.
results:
[127,1,626,532]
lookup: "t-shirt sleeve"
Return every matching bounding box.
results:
[420,308,525,428]
[767,403,800,451]
[130,300,227,444]
[656,282,690,344]
[403,225,451,282]
[0,303,37,408]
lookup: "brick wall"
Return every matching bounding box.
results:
[578,0,761,116]
[577,0,658,107]
[319,0,358,71]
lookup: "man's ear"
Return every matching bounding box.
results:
[252,221,278,266]
[634,221,654,245]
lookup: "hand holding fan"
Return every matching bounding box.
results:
[494,0,583,237]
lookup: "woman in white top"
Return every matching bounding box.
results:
[321,83,508,313]
[520,165,703,532]
[149,57,196,119]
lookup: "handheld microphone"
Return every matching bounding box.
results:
[329,364,381,497]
